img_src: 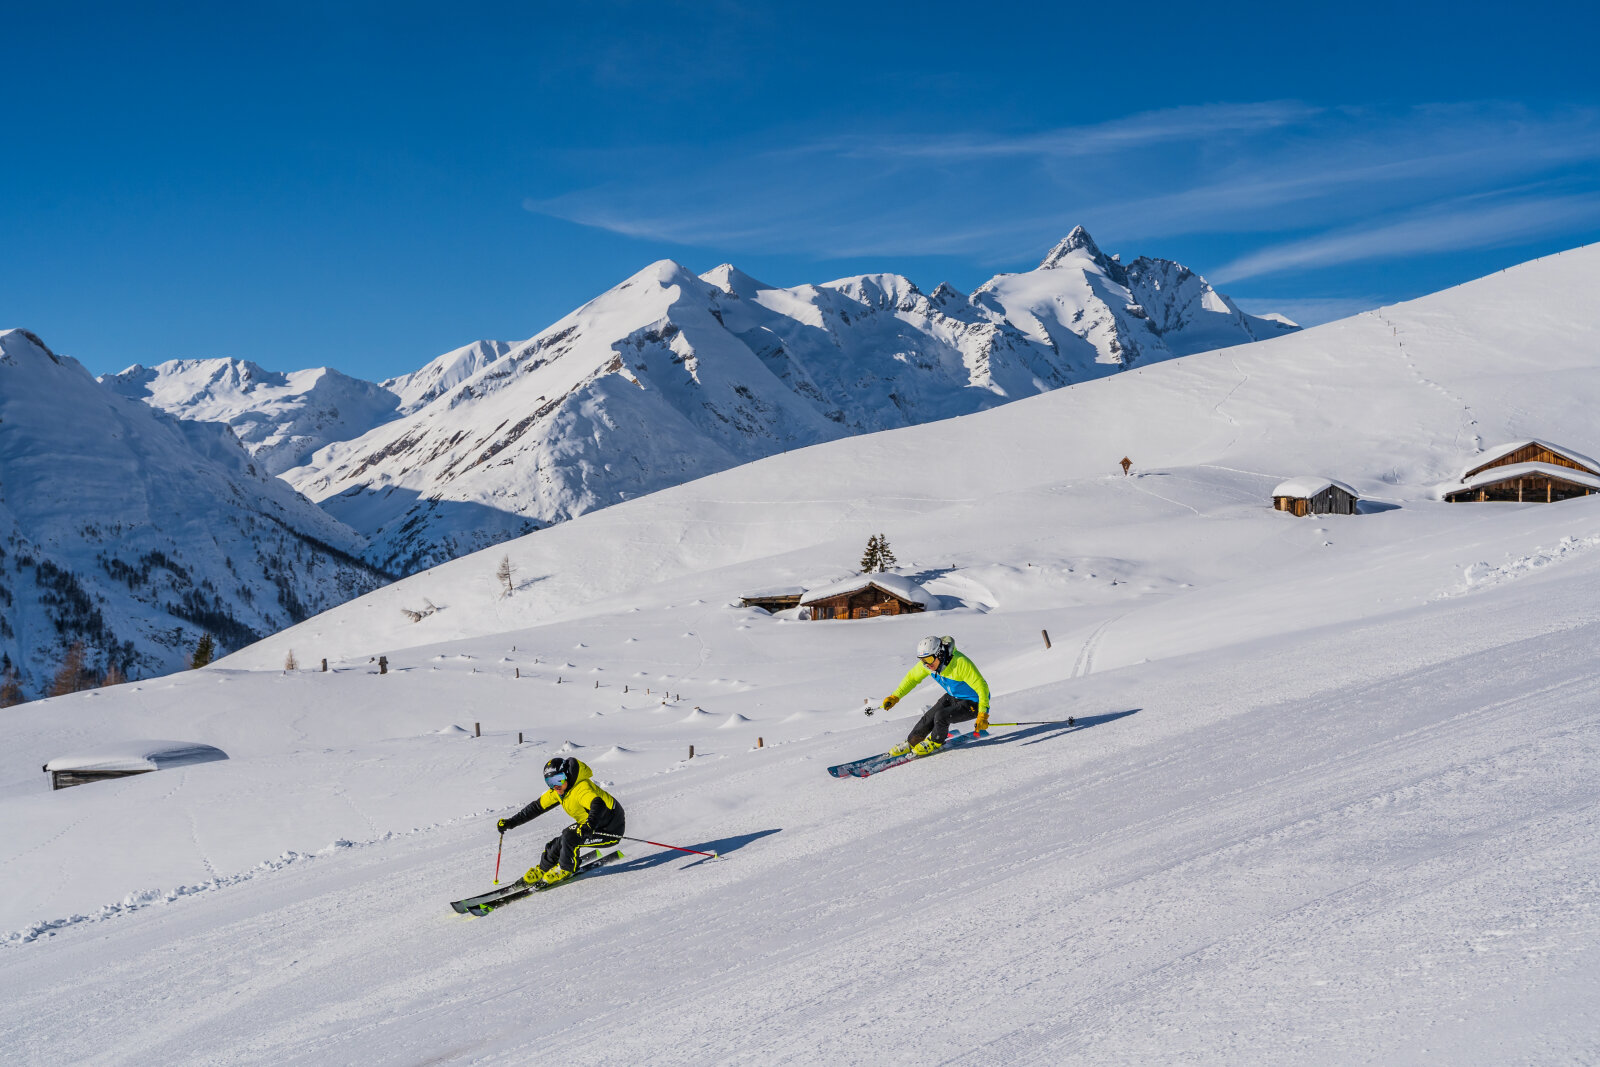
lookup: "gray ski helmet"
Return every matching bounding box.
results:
[915,635,953,669]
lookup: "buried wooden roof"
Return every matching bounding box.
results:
[1461,440,1600,481]
[44,740,229,774]
[1271,476,1359,499]
[799,574,936,609]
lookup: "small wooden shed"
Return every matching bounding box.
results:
[44,740,228,790]
[1445,440,1600,503]
[1271,476,1360,517]
[738,587,805,614]
[799,575,933,620]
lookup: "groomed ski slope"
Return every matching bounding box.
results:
[3,245,1600,1064]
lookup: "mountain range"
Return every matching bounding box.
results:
[218,228,1292,573]
[0,329,389,695]
[0,229,1288,690]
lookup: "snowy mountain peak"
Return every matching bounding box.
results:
[0,328,63,366]
[103,357,405,475]
[1039,225,1111,271]
[700,264,772,299]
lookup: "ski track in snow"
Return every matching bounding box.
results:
[1446,533,1600,597]
[0,808,500,947]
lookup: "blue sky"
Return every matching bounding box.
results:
[5,0,1598,380]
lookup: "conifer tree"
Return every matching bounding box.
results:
[190,633,216,669]
[496,554,515,599]
[860,534,881,572]
[875,533,897,571]
[101,663,126,687]
[860,533,897,573]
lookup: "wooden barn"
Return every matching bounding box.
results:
[1445,439,1600,503]
[44,740,228,790]
[1271,476,1360,517]
[799,575,934,620]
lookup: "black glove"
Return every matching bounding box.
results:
[496,819,507,834]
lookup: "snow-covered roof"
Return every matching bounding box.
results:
[44,740,229,774]
[1271,476,1359,499]
[1453,462,1600,493]
[800,574,936,608]
[1467,440,1600,477]
[739,586,805,600]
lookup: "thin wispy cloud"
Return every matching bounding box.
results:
[804,101,1322,161]
[526,102,1600,279]
[1211,190,1600,283]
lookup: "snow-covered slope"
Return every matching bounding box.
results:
[0,245,1595,1064]
[0,330,390,694]
[287,230,1286,574]
[102,358,405,475]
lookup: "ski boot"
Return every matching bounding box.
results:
[522,866,546,885]
[542,865,575,886]
[887,740,913,757]
[911,736,944,756]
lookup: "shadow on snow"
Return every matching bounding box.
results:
[607,827,783,874]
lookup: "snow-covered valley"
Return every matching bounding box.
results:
[2,245,1598,1064]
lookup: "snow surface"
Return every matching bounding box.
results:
[3,245,1600,1064]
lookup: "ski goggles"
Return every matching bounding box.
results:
[920,654,942,670]
[544,772,570,790]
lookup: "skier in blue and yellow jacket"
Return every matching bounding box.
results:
[497,757,625,886]
[881,635,991,756]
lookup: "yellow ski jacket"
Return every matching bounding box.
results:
[890,648,990,714]
[504,759,620,833]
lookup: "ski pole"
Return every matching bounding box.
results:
[493,832,504,885]
[614,835,719,860]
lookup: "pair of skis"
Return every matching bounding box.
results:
[828,716,1077,778]
[827,729,988,778]
[450,849,623,916]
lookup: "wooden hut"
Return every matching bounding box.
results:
[44,740,228,790]
[1445,440,1600,503]
[738,587,805,614]
[1271,476,1360,517]
[799,575,933,620]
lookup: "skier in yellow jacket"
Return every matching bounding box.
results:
[497,756,626,885]
[882,635,991,756]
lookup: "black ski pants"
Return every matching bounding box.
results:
[908,693,979,745]
[542,803,625,872]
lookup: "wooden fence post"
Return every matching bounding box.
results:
[758,737,764,748]
[1041,629,1052,649]
[321,658,327,672]
[378,656,388,675]
[688,745,695,760]
[475,722,480,737]
[518,732,523,744]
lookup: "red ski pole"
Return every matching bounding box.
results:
[615,834,719,860]
[493,832,504,884]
